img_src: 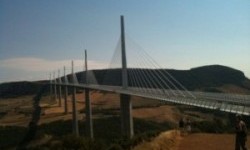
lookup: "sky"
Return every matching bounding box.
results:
[0,0,249,83]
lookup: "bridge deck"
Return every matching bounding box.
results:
[54,83,250,115]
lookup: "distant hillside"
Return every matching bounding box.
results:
[167,65,250,91]
[0,81,47,98]
[76,65,250,92]
[1,65,250,98]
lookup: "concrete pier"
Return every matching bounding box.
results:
[71,61,79,136]
[120,94,134,138]
[85,88,93,138]
[53,72,57,102]
[64,66,68,114]
[84,50,94,139]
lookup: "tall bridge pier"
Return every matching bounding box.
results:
[120,15,134,138]
[49,73,52,101]
[53,72,57,102]
[58,70,62,107]
[63,66,68,114]
[84,50,94,139]
[71,61,79,136]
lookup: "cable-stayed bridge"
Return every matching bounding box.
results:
[49,16,250,139]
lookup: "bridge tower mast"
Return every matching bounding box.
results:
[84,49,94,139]
[120,15,134,138]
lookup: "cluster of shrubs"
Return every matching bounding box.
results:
[0,126,27,149]
[30,135,107,150]
[0,117,173,149]
[181,106,250,134]
[29,131,161,150]
[192,118,232,133]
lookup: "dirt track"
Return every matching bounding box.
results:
[178,133,250,150]
[134,130,250,150]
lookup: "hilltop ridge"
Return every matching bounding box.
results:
[1,65,250,98]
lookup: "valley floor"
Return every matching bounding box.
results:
[2,92,250,149]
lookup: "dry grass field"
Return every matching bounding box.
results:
[133,130,179,150]
[0,91,174,126]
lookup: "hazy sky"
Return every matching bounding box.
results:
[0,0,249,83]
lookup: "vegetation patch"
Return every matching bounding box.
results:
[0,126,28,149]
[14,117,173,149]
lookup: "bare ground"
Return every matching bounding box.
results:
[133,130,250,150]
[178,133,250,150]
